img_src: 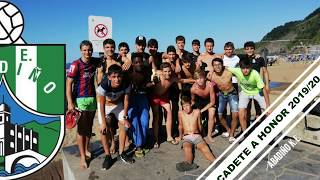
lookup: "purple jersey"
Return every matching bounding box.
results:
[67,58,99,98]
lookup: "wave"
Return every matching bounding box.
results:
[0,163,38,176]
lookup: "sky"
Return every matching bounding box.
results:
[10,0,320,63]
[0,79,59,125]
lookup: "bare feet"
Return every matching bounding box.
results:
[86,151,91,157]
[167,136,175,141]
[205,136,214,143]
[85,151,91,159]
[80,158,88,170]
[167,137,179,145]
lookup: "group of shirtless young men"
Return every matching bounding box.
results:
[66,35,271,171]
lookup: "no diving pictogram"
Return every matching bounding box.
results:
[94,24,108,38]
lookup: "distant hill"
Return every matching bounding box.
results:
[243,7,320,55]
[22,120,61,157]
[263,7,320,43]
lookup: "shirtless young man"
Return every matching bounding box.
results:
[179,55,196,97]
[118,42,131,71]
[128,53,154,157]
[118,42,130,56]
[147,38,163,70]
[176,96,215,172]
[162,46,181,136]
[151,62,182,147]
[196,38,221,75]
[162,46,179,72]
[210,58,239,143]
[190,70,216,142]
[163,35,189,74]
[97,39,122,85]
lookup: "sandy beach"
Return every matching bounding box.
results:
[23,59,318,180]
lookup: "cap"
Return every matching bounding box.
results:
[135,35,146,46]
[192,39,200,46]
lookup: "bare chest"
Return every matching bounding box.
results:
[194,87,210,97]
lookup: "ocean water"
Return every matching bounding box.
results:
[0,163,38,176]
[270,81,284,88]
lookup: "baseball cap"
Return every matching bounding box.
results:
[135,35,146,46]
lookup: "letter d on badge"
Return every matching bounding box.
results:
[0,61,8,73]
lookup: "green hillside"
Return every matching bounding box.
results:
[22,120,61,157]
[260,7,320,51]
[262,21,301,41]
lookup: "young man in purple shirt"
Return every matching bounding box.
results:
[66,40,100,169]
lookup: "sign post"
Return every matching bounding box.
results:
[88,16,112,53]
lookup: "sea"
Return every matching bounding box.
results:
[0,163,38,176]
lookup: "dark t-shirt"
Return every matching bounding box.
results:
[180,49,190,57]
[114,53,125,65]
[180,65,195,97]
[188,52,199,65]
[180,64,196,95]
[194,95,210,110]
[177,49,190,66]
[238,54,266,73]
[180,64,195,79]
[96,78,131,102]
[98,53,123,85]
[151,52,163,70]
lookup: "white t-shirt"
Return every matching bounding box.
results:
[223,55,240,83]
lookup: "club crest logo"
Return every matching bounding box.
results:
[0,46,65,180]
[0,2,65,179]
[0,45,65,179]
